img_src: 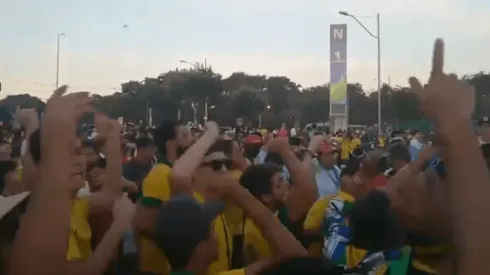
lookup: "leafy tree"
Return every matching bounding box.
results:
[3,70,489,130]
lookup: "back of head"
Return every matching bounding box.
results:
[387,143,411,165]
[240,163,281,199]
[153,195,224,270]
[360,150,385,179]
[135,136,154,150]
[153,121,179,155]
[349,190,405,251]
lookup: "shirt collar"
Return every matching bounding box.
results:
[156,153,173,167]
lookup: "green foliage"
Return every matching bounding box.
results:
[2,70,489,128]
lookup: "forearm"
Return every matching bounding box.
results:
[102,135,123,198]
[441,122,490,274]
[281,150,317,221]
[10,186,72,275]
[80,223,125,275]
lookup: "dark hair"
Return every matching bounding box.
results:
[349,190,405,251]
[259,256,341,275]
[243,143,262,164]
[153,121,180,155]
[0,160,17,194]
[28,128,41,164]
[387,143,411,164]
[240,163,281,199]
[264,152,284,166]
[341,158,361,177]
[159,241,196,270]
[135,136,154,150]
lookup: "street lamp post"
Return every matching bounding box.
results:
[259,105,271,128]
[55,32,65,88]
[179,59,210,124]
[179,59,207,70]
[339,11,382,136]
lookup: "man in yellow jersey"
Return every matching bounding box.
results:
[350,131,361,152]
[153,195,225,275]
[153,176,314,275]
[190,143,238,275]
[340,132,351,163]
[241,137,318,264]
[133,121,192,275]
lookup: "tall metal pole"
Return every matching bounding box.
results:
[55,34,61,88]
[339,11,382,135]
[376,13,382,136]
[204,98,208,122]
[145,99,149,126]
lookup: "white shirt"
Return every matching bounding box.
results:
[76,181,91,197]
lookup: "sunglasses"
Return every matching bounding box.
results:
[202,159,233,171]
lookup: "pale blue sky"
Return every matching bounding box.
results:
[1,0,489,100]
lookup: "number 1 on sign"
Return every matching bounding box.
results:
[333,51,345,63]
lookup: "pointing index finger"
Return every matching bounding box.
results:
[431,38,445,77]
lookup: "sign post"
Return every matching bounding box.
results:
[329,24,348,131]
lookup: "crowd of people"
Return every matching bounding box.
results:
[0,39,489,275]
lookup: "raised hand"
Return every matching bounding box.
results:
[42,85,94,135]
[94,113,111,140]
[307,135,325,153]
[40,85,94,176]
[15,106,39,131]
[408,39,475,131]
[267,137,290,154]
[204,121,220,140]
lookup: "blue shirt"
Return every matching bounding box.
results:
[313,159,341,197]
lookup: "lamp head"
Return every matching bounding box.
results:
[339,11,350,16]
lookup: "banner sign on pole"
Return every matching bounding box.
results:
[329,24,347,116]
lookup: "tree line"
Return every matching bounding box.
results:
[2,68,490,129]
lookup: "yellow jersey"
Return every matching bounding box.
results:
[242,207,290,263]
[222,171,244,237]
[303,194,335,257]
[67,197,92,260]
[139,163,233,275]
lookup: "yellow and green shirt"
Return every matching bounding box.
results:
[138,160,233,275]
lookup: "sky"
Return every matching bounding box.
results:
[1,0,489,100]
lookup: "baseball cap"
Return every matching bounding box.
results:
[0,191,29,220]
[245,134,262,144]
[153,194,225,252]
